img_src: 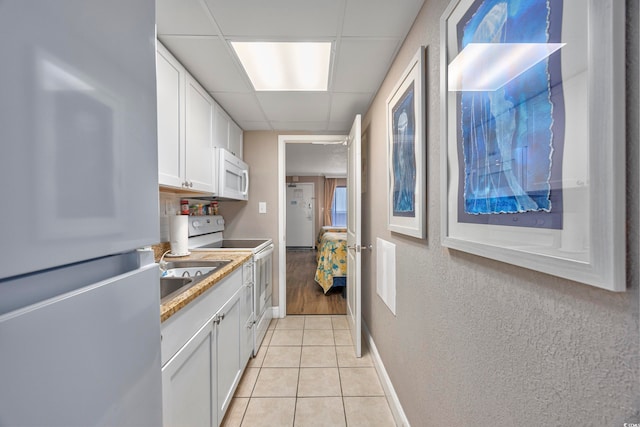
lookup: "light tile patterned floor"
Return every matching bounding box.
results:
[221,315,397,427]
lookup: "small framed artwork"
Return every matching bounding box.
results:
[387,46,426,239]
[440,0,626,291]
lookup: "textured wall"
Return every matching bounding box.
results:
[361,0,640,425]
[219,131,281,304]
[233,2,639,423]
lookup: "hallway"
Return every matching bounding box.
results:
[221,315,396,426]
[286,250,346,315]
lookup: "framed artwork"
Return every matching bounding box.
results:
[440,0,626,291]
[387,46,426,239]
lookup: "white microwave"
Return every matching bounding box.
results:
[216,148,249,201]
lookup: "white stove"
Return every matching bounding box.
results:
[186,215,273,356]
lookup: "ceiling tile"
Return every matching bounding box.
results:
[204,0,343,38]
[332,38,401,92]
[327,121,352,132]
[329,93,373,122]
[271,122,329,132]
[156,0,218,36]
[342,0,424,37]
[159,36,252,93]
[211,92,266,122]
[237,121,273,131]
[286,144,347,175]
[155,0,424,132]
[257,93,330,122]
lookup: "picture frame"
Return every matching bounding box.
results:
[440,0,626,291]
[387,46,426,239]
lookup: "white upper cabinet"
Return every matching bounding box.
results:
[157,43,185,189]
[184,75,214,193]
[157,42,214,193]
[213,104,243,159]
[228,120,243,159]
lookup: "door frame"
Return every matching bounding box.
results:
[277,134,347,318]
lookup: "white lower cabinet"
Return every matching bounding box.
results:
[240,261,254,361]
[161,264,253,427]
[216,292,242,422]
[162,321,217,427]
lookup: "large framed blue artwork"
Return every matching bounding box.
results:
[440,0,626,291]
[387,46,426,239]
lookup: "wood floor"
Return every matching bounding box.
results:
[286,249,346,315]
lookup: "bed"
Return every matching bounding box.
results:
[315,226,347,251]
[314,231,347,294]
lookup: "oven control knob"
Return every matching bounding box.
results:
[192,220,201,228]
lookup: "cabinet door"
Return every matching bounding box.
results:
[228,121,243,159]
[157,44,185,188]
[216,291,242,425]
[162,320,217,427]
[213,105,229,151]
[240,261,255,361]
[185,75,214,193]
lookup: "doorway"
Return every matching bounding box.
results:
[278,135,348,316]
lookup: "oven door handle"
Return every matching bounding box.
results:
[254,244,274,261]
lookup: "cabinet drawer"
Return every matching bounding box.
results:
[161,268,242,366]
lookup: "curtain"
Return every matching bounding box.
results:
[323,178,338,226]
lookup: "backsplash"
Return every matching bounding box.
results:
[159,191,181,242]
[159,191,225,242]
[152,242,171,262]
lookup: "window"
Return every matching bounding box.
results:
[331,186,347,227]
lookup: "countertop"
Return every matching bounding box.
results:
[159,251,252,322]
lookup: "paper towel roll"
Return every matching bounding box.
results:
[169,215,189,256]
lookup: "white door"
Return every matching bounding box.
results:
[346,115,362,357]
[286,183,315,247]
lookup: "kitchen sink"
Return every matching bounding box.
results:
[159,260,232,302]
[163,266,217,278]
[162,260,232,273]
[160,277,194,301]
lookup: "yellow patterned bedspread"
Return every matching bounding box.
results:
[316,227,347,253]
[314,232,347,293]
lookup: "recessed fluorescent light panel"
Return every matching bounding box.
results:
[231,41,331,91]
[448,43,565,91]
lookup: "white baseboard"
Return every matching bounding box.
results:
[363,321,410,427]
[271,305,283,319]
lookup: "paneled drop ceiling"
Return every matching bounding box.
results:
[156,0,425,133]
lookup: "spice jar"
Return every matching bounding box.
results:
[180,199,189,215]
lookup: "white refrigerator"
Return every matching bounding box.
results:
[0,1,162,425]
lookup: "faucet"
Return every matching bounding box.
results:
[159,250,171,272]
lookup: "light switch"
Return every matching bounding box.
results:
[259,202,267,214]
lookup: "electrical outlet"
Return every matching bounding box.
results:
[259,202,267,214]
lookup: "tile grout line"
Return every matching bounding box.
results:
[334,320,350,427]
[292,321,305,427]
[237,315,361,426]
